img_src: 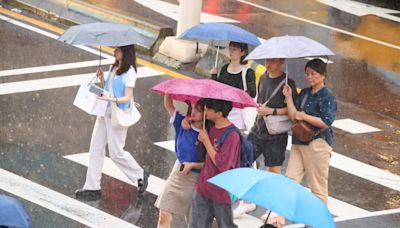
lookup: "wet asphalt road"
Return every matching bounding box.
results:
[1,1,400,227]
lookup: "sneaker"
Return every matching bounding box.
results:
[233,201,257,218]
[261,211,285,228]
[137,170,149,194]
[75,189,101,201]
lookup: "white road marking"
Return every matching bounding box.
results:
[318,0,400,22]
[332,118,381,134]
[0,168,139,228]
[64,152,263,227]
[0,67,163,95]
[154,139,369,217]
[237,0,400,51]
[64,153,166,196]
[134,0,239,23]
[0,14,114,59]
[288,135,400,192]
[0,59,115,77]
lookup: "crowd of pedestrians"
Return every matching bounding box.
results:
[74,40,336,228]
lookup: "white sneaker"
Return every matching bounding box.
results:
[233,201,257,218]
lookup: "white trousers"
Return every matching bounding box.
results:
[83,110,144,190]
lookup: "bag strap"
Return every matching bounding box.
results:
[297,91,325,137]
[109,68,136,109]
[299,92,309,110]
[262,77,286,106]
[217,126,240,146]
[241,66,250,92]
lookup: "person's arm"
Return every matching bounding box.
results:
[283,85,298,121]
[97,86,133,103]
[164,94,175,116]
[246,69,257,98]
[213,132,240,172]
[198,129,217,164]
[180,162,204,175]
[298,93,337,129]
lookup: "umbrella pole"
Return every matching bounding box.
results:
[203,105,206,129]
[99,46,102,67]
[214,46,220,68]
[285,61,289,85]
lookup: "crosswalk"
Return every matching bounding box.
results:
[1,6,399,228]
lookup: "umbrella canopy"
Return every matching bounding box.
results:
[179,22,261,47]
[245,35,334,60]
[151,78,257,109]
[208,168,335,228]
[0,195,32,228]
[58,22,147,46]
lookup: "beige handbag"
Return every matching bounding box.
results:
[262,78,293,134]
[109,69,141,127]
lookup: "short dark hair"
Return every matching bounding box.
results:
[229,41,249,65]
[203,99,232,118]
[305,59,327,76]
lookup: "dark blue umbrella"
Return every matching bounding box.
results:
[0,195,31,228]
[208,168,335,228]
[179,22,261,67]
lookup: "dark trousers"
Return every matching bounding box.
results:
[189,191,237,228]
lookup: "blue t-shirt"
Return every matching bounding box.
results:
[172,112,203,172]
[292,87,337,145]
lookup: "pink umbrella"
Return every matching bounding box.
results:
[151,78,257,108]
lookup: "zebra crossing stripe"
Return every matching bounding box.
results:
[0,168,139,228]
[0,59,115,78]
[0,66,163,95]
[63,153,264,227]
[153,140,370,218]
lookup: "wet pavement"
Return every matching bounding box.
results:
[1,1,400,227]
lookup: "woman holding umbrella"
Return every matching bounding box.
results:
[211,41,257,131]
[283,58,337,205]
[155,95,209,228]
[75,45,149,200]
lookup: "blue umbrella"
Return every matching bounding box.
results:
[179,22,261,67]
[208,168,335,228]
[58,22,147,66]
[0,195,32,228]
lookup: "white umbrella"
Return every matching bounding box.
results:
[245,35,334,83]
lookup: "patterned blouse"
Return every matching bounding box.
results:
[292,87,337,145]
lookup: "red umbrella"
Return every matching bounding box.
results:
[151,78,257,108]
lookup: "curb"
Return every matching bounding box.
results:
[4,0,174,54]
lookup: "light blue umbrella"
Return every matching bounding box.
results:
[179,22,261,67]
[0,195,32,228]
[208,168,335,228]
[58,22,147,66]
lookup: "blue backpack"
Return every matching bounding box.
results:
[217,126,254,168]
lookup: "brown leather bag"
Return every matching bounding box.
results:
[291,93,315,143]
[291,120,314,142]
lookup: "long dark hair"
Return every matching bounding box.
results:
[113,45,137,75]
[229,41,249,65]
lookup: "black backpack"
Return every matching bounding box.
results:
[217,126,254,168]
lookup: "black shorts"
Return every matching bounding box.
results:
[248,134,288,167]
